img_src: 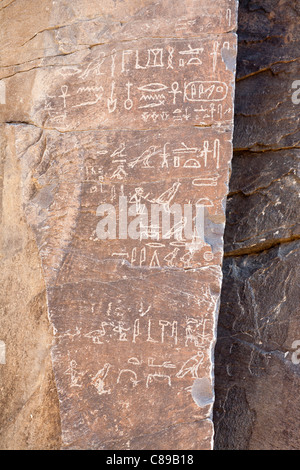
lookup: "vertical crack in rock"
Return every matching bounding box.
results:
[1,0,238,450]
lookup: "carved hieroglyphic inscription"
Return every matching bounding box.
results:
[1,0,238,450]
[34,37,236,131]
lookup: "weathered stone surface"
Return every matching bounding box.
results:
[0,0,238,70]
[214,0,300,450]
[214,242,300,450]
[0,126,61,450]
[234,0,300,151]
[225,149,300,255]
[0,0,238,449]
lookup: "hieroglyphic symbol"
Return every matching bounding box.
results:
[159,320,178,345]
[192,177,218,187]
[151,182,181,211]
[173,142,199,168]
[138,302,152,317]
[164,247,180,267]
[91,363,112,395]
[110,143,127,162]
[128,146,160,169]
[213,139,220,169]
[111,164,127,180]
[138,83,168,109]
[135,48,164,69]
[184,81,228,102]
[124,82,133,110]
[147,320,158,343]
[146,358,176,388]
[149,250,160,268]
[84,323,110,344]
[160,143,170,168]
[185,318,210,347]
[163,217,187,241]
[129,187,150,214]
[175,17,197,32]
[179,44,204,66]
[64,359,83,388]
[226,8,232,27]
[59,85,70,109]
[108,81,117,113]
[211,41,220,73]
[169,82,182,105]
[80,53,105,79]
[73,86,104,108]
[176,351,204,379]
[111,49,117,78]
[167,46,174,69]
[122,50,133,73]
[112,321,130,341]
[146,48,164,68]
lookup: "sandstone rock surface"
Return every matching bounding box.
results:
[0,0,238,449]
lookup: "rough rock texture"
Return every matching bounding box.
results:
[0,127,61,450]
[214,0,300,450]
[0,0,238,449]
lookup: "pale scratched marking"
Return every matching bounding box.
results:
[169,82,182,104]
[158,320,178,345]
[146,358,176,389]
[80,53,105,79]
[111,49,117,78]
[0,81,6,105]
[160,142,170,168]
[92,364,112,395]
[132,319,140,343]
[121,50,133,73]
[149,250,160,268]
[214,138,221,169]
[124,82,133,110]
[192,176,218,187]
[108,81,117,113]
[164,247,180,267]
[184,81,228,102]
[211,41,220,73]
[176,351,205,379]
[178,44,204,66]
[84,323,110,344]
[65,359,83,388]
[117,369,139,387]
[110,142,127,160]
[226,8,232,27]
[73,86,104,109]
[147,320,159,343]
[167,46,174,69]
[0,341,6,364]
[140,247,147,266]
[59,85,70,109]
[138,302,152,317]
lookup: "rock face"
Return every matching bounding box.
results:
[214,0,300,450]
[0,0,238,449]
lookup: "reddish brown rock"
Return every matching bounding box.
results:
[0,0,238,449]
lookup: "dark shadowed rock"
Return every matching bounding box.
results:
[225,149,300,255]
[214,0,300,450]
[215,242,300,450]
